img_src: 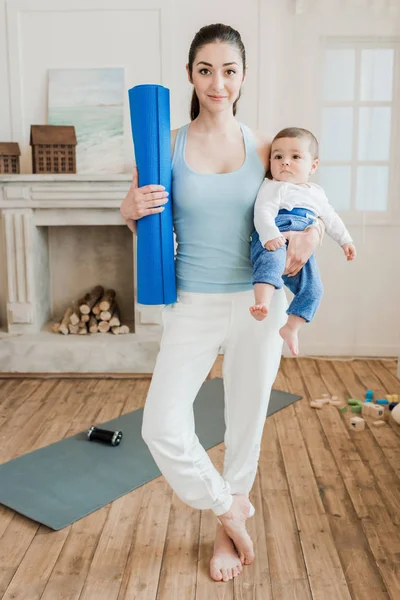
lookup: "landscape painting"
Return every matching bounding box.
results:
[48,68,125,173]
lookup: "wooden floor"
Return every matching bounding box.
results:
[0,358,399,600]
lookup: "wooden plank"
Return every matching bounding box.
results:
[281,359,389,600]
[0,379,103,599]
[0,380,61,543]
[346,360,400,480]
[274,403,352,600]
[365,360,400,437]
[258,415,311,600]
[232,474,272,600]
[41,379,146,600]
[297,359,400,599]
[156,498,200,600]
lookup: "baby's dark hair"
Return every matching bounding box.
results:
[272,127,319,159]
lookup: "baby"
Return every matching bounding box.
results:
[249,127,356,356]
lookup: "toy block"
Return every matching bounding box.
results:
[329,399,342,406]
[365,390,373,400]
[376,399,389,405]
[310,401,324,409]
[348,398,360,405]
[331,396,338,401]
[369,404,385,419]
[389,402,398,411]
[351,405,362,413]
[350,417,365,431]
[339,405,348,413]
[372,420,386,428]
[362,403,372,417]
[315,398,330,405]
[392,394,398,403]
[386,394,393,403]
[321,393,330,398]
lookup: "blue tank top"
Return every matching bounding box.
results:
[172,122,266,293]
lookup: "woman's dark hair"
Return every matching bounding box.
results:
[187,24,246,121]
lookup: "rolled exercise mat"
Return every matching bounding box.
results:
[128,84,177,305]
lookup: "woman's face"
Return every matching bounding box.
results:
[187,42,245,114]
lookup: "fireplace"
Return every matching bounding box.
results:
[0,175,162,373]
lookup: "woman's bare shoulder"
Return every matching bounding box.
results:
[250,129,273,169]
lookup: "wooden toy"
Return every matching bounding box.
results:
[310,401,324,409]
[369,405,385,419]
[329,399,342,406]
[350,417,365,431]
[362,403,371,417]
[372,420,386,428]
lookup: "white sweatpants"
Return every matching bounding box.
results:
[141,288,287,516]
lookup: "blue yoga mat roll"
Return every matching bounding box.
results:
[128,84,177,305]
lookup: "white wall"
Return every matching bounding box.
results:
[0,0,399,356]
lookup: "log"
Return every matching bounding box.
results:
[78,324,88,335]
[89,316,98,334]
[100,299,117,322]
[99,289,116,311]
[92,303,101,315]
[68,323,79,335]
[119,324,130,334]
[51,321,61,333]
[111,326,120,335]
[69,306,81,326]
[59,307,73,335]
[98,321,111,333]
[78,320,87,328]
[109,307,121,328]
[79,285,104,314]
[81,314,90,323]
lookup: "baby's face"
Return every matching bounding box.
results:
[270,137,318,184]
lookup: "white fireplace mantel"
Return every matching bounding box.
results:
[0,175,163,374]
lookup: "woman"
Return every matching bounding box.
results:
[120,24,322,583]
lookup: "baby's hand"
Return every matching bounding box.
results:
[265,236,286,251]
[342,243,357,261]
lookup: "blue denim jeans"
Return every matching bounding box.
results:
[251,209,323,323]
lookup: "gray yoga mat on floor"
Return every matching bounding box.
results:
[0,378,301,530]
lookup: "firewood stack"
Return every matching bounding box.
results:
[52,286,130,335]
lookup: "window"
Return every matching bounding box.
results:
[318,41,398,214]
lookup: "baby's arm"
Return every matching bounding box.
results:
[318,192,356,259]
[254,181,285,248]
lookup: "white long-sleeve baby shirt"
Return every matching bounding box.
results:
[254,179,353,247]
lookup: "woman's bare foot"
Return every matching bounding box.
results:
[279,323,299,356]
[210,523,243,582]
[217,494,255,565]
[249,304,268,321]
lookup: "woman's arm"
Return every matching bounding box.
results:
[120,129,178,234]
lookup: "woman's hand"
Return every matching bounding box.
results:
[282,227,320,277]
[120,167,169,230]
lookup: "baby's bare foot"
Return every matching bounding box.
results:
[210,523,243,582]
[217,495,255,565]
[249,304,268,321]
[280,323,299,356]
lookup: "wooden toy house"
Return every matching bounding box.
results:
[30,125,77,174]
[0,142,21,174]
